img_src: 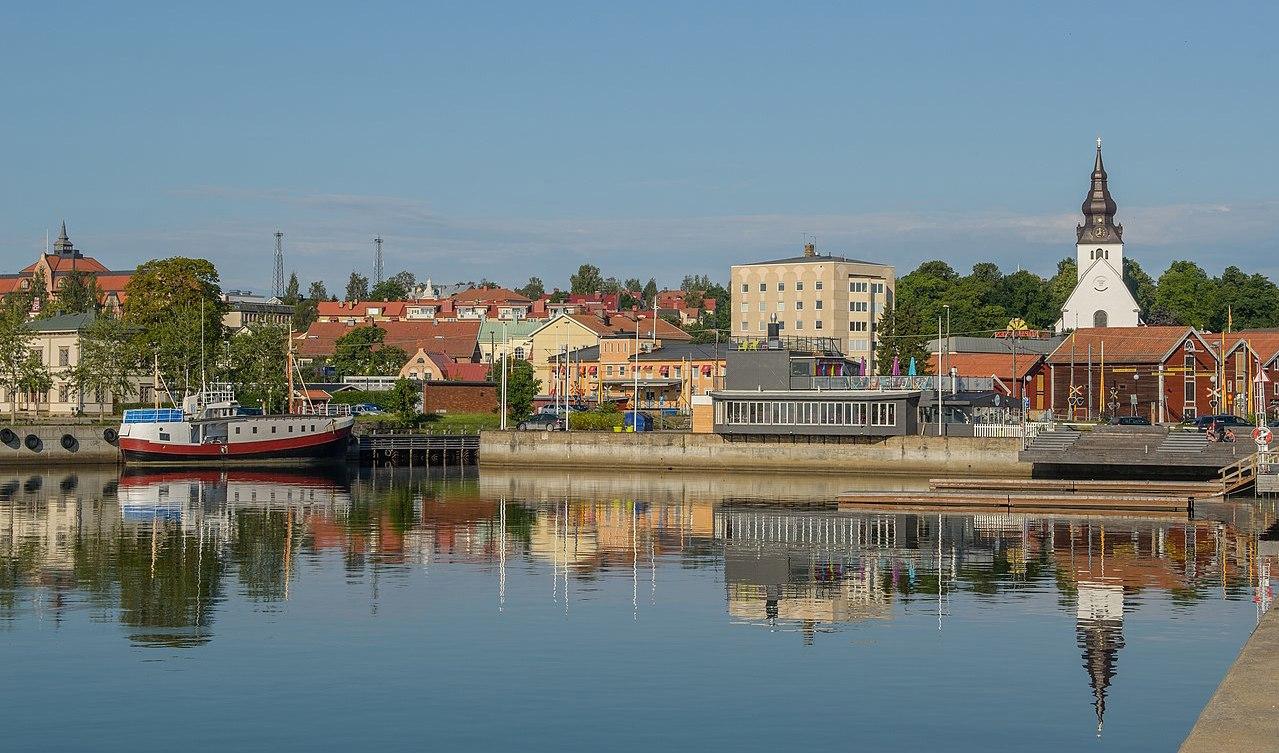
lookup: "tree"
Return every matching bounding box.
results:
[518,277,545,299]
[331,326,408,377]
[307,281,330,301]
[1154,260,1215,328]
[623,278,642,293]
[345,272,369,301]
[599,277,624,295]
[69,313,136,417]
[681,274,714,293]
[548,289,569,304]
[642,278,659,307]
[48,270,102,317]
[489,359,538,421]
[122,257,226,395]
[0,305,33,419]
[997,270,1055,330]
[386,378,420,425]
[874,306,930,376]
[224,324,288,413]
[1047,258,1078,325]
[282,273,302,305]
[569,264,604,295]
[370,270,415,301]
[18,351,52,417]
[1122,258,1156,317]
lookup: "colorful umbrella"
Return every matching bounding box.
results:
[907,357,917,376]
[891,355,901,376]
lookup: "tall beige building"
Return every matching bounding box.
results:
[730,243,894,371]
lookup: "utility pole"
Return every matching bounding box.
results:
[373,236,384,287]
[273,231,285,298]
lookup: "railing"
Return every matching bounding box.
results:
[298,403,353,416]
[1220,452,1265,496]
[730,335,845,356]
[973,424,1025,438]
[796,375,996,393]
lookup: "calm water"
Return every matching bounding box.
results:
[1,466,1275,752]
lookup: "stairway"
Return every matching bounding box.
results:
[1158,432,1209,454]
[1024,430,1081,453]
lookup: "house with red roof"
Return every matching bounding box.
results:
[3,223,134,316]
[1044,326,1219,422]
[1209,332,1279,420]
[295,319,482,365]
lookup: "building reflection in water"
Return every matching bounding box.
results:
[2,467,1277,731]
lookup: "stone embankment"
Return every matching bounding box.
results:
[1180,606,1279,752]
[0,423,120,466]
[479,431,1027,476]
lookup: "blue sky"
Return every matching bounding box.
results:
[2,1,1276,293]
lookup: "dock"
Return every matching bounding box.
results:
[837,476,1213,515]
[1180,606,1279,752]
[351,432,479,466]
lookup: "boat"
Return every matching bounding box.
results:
[117,384,355,465]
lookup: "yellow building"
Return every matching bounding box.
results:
[549,340,725,411]
[11,313,114,416]
[730,243,894,370]
[527,312,692,398]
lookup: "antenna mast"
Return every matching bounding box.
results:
[373,236,384,286]
[273,230,285,297]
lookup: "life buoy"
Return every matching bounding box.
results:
[1254,426,1273,445]
[220,443,228,455]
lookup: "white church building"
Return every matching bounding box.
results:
[1056,140,1141,332]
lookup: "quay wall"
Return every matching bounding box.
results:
[0,424,120,466]
[478,431,1028,476]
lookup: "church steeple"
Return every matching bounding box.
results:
[1076,139,1123,244]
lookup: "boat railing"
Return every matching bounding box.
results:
[297,403,354,416]
[122,408,185,424]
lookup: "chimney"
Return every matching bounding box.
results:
[803,242,816,257]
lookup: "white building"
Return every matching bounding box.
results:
[1057,140,1141,332]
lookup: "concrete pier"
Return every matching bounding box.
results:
[1180,606,1279,752]
[479,431,1028,476]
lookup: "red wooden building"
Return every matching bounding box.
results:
[1045,327,1219,423]
[1214,332,1279,420]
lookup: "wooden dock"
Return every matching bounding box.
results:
[927,477,1219,497]
[351,432,479,466]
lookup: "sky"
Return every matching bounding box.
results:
[2,1,1277,294]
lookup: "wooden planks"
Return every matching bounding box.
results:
[837,490,1192,514]
[928,477,1219,497]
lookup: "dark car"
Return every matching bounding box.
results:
[517,413,563,431]
[1194,414,1252,432]
[1110,415,1151,426]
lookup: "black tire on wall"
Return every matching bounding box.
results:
[60,434,78,451]
[103,428,119,444]
[0,428,16,446]
[24,434,41,452]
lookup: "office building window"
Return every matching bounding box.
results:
[796,282,804,291]
[741,283,748,293]
[815,281,823,290]
[759,302,766,312]
[795,320,803,330]
[777,302,785,311]
[814,320,823,330]
[740,302,748,312]
[795,301,804,310]
[58,347,70,367]
[850,321,868,332]
[777,282,785,291]
[815,300,822,309]
[740,321,748,332]
[759,283,766,292]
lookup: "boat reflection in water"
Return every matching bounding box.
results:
[1,465,1277,742]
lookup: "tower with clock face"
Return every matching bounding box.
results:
[1056,140,1140,331]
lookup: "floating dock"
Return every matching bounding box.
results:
[836,476,1217,515]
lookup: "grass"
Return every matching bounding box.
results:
[356,411,502,433]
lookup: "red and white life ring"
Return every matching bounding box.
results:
[220,443,228,455]
[1253,426,1273,445]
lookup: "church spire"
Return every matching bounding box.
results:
[1076,140,1123,244]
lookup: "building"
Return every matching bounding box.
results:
[477,319,543,364]
[710,330,919,437]
[548,341,726,411]
[1057,141,1142,331]
[927,352,1047,409]
[730,243,894,370]
[449,287,534,320]
[399,350,490,382]
[1044,326,1218,422]
[220,291,293,331]
[295,320,482,364]
[0,223,134,316]
[10,312,115,416]
[421,381,498,414]
[525,312,691,395]
[1212,332,1279,420]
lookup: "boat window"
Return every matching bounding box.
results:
[272,426,277,433]
[253,427,258,434]
[235,427,240,434]
[288,425,293,433]
[158,432,170,441]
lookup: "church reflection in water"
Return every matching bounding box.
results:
[1,466,1275,731]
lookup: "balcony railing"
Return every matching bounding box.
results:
[730,336,844,356]
[791,375,995,392]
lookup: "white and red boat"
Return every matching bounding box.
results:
[117,384,354,465]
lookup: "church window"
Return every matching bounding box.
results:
[1093,310,1108,327]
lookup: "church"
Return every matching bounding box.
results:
[0,223,134,316]
[1056,140,1141,332]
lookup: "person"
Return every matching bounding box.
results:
[1224,428,1236,443]
[1206,419,1219,442]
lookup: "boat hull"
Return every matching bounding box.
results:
[120,426,353,465]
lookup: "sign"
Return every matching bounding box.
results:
[1253,426,1273,446]
[1110,367,1137,373]
[1257,371,1272,384]
[1022,396,1030,410]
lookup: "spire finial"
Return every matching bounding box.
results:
[1096,136,1102,150]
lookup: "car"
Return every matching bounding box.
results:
[351,404,384,416]
[1110,415,1151,426]
[1193,414,1251,432]
[517,413,563,431]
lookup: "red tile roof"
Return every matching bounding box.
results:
[42,254,111,274]
[1045,327,1207,365]
[297,320,481,361]
[928,352,1043,381]
[565,312,692,341]
[316,300,409,318]
[451,287,531,304]
[1218,332,1279,363]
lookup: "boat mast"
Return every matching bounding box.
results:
[286,329,296,415]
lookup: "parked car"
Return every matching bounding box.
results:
[517,413,563,431]
[1193,414,1251,432]
[1110,415,1151,426]
[351,404,383,416]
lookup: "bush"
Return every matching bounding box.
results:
[566,410,624,431]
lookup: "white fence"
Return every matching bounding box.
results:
[970,421,1055,447]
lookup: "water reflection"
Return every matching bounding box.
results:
[2,466,1276,745]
